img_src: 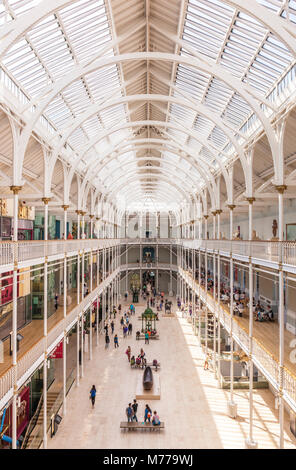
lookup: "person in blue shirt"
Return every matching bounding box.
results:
[144,404,152,423]
[90,385,96,408]
[126,403,133,422]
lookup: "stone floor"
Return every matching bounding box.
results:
[47,297,296,449]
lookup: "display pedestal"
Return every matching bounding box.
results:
[136,375,160,400]
[227,400,237,418]
[245,438,258,449]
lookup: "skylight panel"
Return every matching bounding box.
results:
[208,126,229,148]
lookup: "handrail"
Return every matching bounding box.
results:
[21,392,43,449]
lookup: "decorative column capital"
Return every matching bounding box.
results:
[62,204,69,211]
[42,197,51,205]
[96,217,100,221]
[89,214,94,219]
[81,211,86,217]
[216,209,222,215]
[211,210,217,216]
[274,184,287,194]
[75,209,81,215]
[204,215,209,220]
[227,204,236,211]
[10,185,22,194]
[245,197,256,204]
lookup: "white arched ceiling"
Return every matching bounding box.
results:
[1,0,295,216]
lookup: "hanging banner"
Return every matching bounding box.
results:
[50,340,63,359]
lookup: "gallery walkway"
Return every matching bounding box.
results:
[48,298,296,449]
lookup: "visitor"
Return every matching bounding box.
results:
[118,304,122,313]
[89,385,96,408]
[67,231,73,240]
[132,399,138,422]
[145,331,149,344]
[105,333,110,349]
[204,353,209,370]
[144,404,152,423]
[130,355,135,367]
[152,411,160,426]
[125,291,128,301]
[123,325,128,338]
[114,334,119,348]
[128,322,132,335]
[139,348,146,368]
[54,293,59,311]
[126,403,133,423]
[267,306,274,321]
[126,345,131,362]
[120,316,124,326]
[111,320,114,334]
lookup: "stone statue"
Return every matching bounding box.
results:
[272,219,278,238]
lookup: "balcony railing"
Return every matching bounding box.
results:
[0,239,120,267]
[181,239,296,267]
[0,238,296,269]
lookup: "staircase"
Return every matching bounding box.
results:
[23,391,60,449]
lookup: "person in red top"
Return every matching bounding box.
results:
[67,232,73,239]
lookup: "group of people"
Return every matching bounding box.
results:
[126,402,161,426]
[187,268,276,324]
[129,347,147,368]
[90,298,163,428]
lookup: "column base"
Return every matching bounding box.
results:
[245,438,258,449]
[227,400,237,418]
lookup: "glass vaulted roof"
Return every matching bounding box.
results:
[0,0,296,211]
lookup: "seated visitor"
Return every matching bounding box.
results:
[266,306,274,321]
[233,302,239,315]
[152,411,161,426]
[234,291,240,301]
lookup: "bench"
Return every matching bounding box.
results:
[120,421,164,432]
[136,334,159,340]
[130,361,160,371]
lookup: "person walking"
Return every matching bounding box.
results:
[54,293,58,311]
[145,331,149,344]
[126,403,133,423]
[105,333,110,349]
[132,399,138,422]
[128,322,132,335]
[144,404,152,423]
[126,345,131,362]
[111,320,114,335]
[114,334,119,348]
[89,385,96,408]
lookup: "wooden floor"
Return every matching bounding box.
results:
[0,282,90,378]
[188,273,296,380]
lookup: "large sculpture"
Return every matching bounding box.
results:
[143,366,153,390]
